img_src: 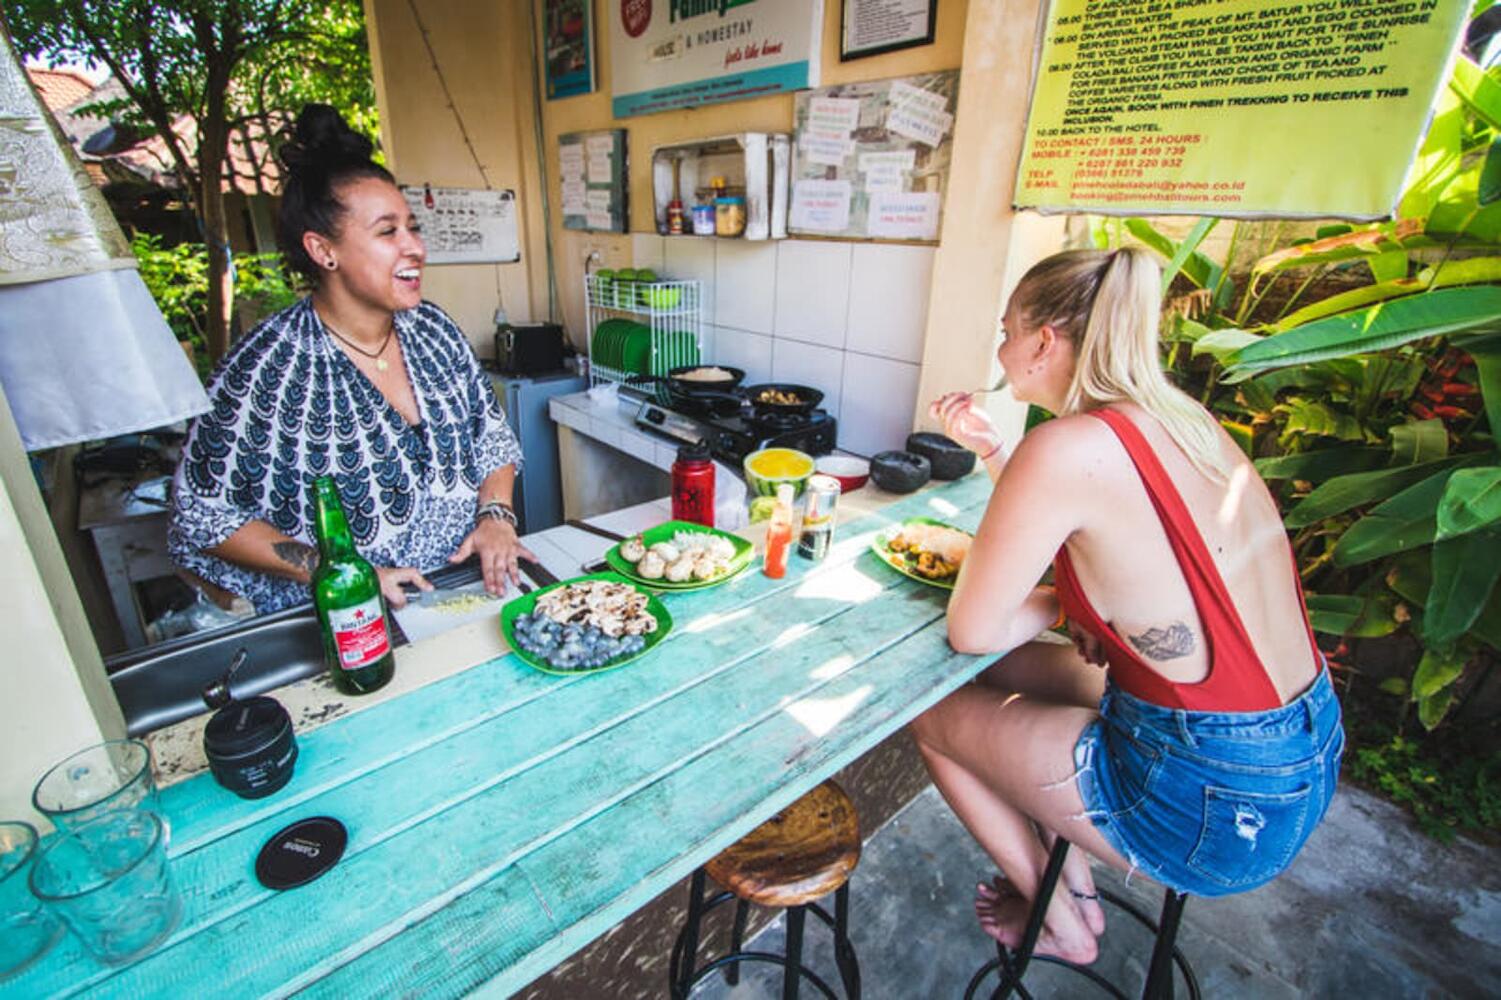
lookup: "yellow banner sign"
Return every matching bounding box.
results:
[1015,0,1469,219]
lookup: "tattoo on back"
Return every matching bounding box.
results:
[273,541,319,577]
[1127,622,1196,661]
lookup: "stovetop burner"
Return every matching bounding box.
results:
[635,399,837,465]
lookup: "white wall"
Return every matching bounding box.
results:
[630,235,934,458]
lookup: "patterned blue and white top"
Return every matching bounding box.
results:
[169,298,522,614]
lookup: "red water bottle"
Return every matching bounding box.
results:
[671,442,716,526]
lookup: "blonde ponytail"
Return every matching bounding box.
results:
[1014,247,1232,484]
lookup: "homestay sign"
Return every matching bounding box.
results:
[610,0,824,117]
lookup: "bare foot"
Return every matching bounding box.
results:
[975,878,1100,964]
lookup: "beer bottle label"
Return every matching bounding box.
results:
[328,597,391,669]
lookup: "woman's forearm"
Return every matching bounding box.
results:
[208,520,319,584]
[948,584,1060,655]
[479,464,517,508]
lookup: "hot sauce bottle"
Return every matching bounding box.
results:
[762,483,795,579]
[671,442,716,527]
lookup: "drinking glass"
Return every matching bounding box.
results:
[29,811,180,966]
[0,822,63,980]
[31,739,162,836]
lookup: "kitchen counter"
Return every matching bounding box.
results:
[19,471,1008,997]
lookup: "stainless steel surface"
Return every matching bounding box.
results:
[107,609,324,737]
[565,518,627,542]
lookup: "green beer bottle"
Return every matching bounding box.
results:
[310,475,395,695]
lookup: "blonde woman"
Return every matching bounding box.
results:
[911,247,1344,962]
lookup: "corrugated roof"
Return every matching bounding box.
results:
[27,67,95,113]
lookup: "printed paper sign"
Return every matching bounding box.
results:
[800,130,853,167]
[561,180,588,214]
[887,103,952,147]
[585,211,614,231]
[585,134,615,155]
[559,144,585,180]
[864,166,907,192]
[790,179,852,232]
[808,96,861,135]
[889,80,950,117]
[868,191,940,240]
[587,153,613,184]
[858,150,917,173]
[1014,0,1470,218]
[585,189,614,213]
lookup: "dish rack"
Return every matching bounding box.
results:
[584,274,703,402]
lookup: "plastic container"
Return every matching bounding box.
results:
[691,203,716,235]
[762,483,795,579]
[715,196,746,237]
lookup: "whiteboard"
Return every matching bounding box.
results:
[399,186,521,264]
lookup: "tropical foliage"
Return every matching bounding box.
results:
[1096,24,1501,739]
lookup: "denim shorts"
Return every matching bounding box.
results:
[1073,667,1344,898]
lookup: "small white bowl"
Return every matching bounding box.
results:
[815,454,871,492]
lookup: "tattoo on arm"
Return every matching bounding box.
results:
[1126,622,1197,661]
[273,541,319,579]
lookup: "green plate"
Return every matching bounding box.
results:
[604,521,755,591]
[500,571,673,676]
[869,516,972,591]
[620,323,652,375]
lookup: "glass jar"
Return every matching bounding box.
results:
[691,202,717,235]
[671,442,716,527]
[715,196,746,237]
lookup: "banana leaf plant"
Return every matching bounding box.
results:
[1102,33,1501,730]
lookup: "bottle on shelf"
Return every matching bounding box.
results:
[311,475,396,695]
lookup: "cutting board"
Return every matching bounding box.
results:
[391,578,514,645]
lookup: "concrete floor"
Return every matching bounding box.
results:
[694,784,1501,999]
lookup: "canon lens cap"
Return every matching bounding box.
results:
[255,816,347,890]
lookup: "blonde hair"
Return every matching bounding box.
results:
[1011,247,1232,483]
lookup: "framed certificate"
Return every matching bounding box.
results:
[841,0,938,61]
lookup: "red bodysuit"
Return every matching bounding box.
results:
[1052,408,1322,712]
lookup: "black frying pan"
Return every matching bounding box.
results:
[628,366,747,414]
[743,383,824,417]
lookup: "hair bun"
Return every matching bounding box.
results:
[279,104,374,175]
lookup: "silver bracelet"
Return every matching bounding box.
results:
[475,500,517,528]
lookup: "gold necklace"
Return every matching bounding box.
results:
[323,318,395,371]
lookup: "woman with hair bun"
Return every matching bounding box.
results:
[911,247,1344,962]
[169,104,530,613]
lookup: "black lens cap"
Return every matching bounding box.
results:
[255,816,347,890]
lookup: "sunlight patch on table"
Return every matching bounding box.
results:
[926,496,961,518]
[794,562,884,604]
[772,622,816,649]
[682,607,754,634]
[786,685,872,736]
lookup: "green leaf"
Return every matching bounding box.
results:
[1450,55,1501,131]
[1250,220,1427,285]
[1418,686,1457,730]
[1287,456,1466,529]
[1255,447,1389,482]
[1161,217,1219,293]
[1389,420,1449,466]
[1411,646,1467,700]
[1124,218,1220,289]
[1274,399,1368,446]
[1386,549,1431,606]
[1222,420,1253,457]
[1481,138,1501,207]
[1425,532,1501,645]
[1400,86,1466,220]
[1378,677,1409,696]
[1305,594,1399,637]
[1273,280,1428,331]
[1464,335,1501,447]
[1435,467,1501,541]
[1332,461,1486,567]
[1226,287,1501,376]
[1368,250,1409,283]
[1191,328,1261,363]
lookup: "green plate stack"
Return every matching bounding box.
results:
[604,521,754,591]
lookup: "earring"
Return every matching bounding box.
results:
[325,260,337,270]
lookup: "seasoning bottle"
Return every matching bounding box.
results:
[311,475,395,695]
[667,198,685,235]
[671,442,716,527]
[762,483,795,579]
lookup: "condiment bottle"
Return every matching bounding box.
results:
[667,198,685,235]
[762,483,795,579]
[671,442,715,527]
[311,475,395,695]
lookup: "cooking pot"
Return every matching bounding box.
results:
[743,383,824,418]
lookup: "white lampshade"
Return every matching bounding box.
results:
[0,23,208,451]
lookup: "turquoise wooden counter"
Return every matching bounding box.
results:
[18,473,1000,998]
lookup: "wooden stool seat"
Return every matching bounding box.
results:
[706,780,861,909]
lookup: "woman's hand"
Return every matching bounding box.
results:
[376,566,432,609]
[930,392,1004,458]
[451,518,538,594]
[1066,619,1108,668]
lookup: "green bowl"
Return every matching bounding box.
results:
[640,285,682,310]
[743,447,816,498]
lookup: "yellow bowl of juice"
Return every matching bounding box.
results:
[743,447,816,498]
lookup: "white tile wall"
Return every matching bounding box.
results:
[773,241,851,349]
[846,245,934,363]
[714,240,777,334]
[713,326,773,384]
[629,235,936,455]
[772,339,845,422]
[839,353,922,458]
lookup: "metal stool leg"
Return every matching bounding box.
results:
[832,883,861,999]
[1141,891,1188,1000]
[725,898,750,987]
[782,905,808,1000]
[671,868,708,1000]
[996,837,1072,997]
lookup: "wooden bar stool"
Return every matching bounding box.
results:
[669,780,862,999]
[963,838,1200,1000]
